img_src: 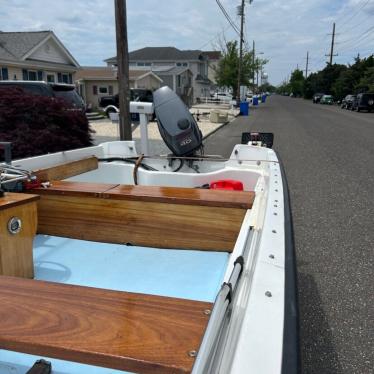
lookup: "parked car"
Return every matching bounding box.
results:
[212,92,233,102]
[341,95,356,110]
[99,89,154,118]
[351,93,374,112]
[0,80,85,111]
[313,93,324,103]
[320,95,334,105]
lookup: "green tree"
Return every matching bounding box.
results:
[289,69,305,97]
[214,40,266,96]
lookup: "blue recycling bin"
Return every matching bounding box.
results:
[240,101,249,116]
[262,94,267,103]
[252,96,259,106]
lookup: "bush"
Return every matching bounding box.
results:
[0,88,93,160]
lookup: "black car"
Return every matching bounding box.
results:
[99,89,153,118]
[313,93,324,103]
[0,80,85,111]
[351,93,374,112]
[341,95,356,110]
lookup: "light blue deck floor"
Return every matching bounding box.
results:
[1,235,228,374]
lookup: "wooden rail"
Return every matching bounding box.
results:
[0,276,211,373]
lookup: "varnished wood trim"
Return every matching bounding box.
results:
[0,193,39,211]
[32,156,98,182]
[36,194,244,252]
[0,276,211,373]
[31,181,254,209]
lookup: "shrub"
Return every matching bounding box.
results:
[0,88,93,160]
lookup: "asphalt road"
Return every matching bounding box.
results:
[204,96,374,374]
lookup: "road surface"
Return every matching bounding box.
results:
[204,96,374,374]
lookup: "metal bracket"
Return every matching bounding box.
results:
[0,142,12,164]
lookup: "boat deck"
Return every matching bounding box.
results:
[0,235,228,374]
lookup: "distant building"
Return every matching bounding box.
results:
[202,51,221,86]
[75,66,162,109]
[0,31,79,83]
[105,47,220,104]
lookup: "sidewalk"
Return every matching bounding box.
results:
[90,106,239,155]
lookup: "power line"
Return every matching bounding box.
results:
[215,0,241,37]
[336,0,371,28]
[197,23,232,50]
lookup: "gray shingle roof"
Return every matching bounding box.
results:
[0,31,50,61]
[105,47,205,63]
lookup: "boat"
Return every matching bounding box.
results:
[0,87,299,374]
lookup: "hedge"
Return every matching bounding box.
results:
[0,87,93,160]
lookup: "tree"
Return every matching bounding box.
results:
[214,40,266,96]
[289,69,305,97]
[0,88,93,159]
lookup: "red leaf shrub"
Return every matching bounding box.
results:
[0,88,93,160]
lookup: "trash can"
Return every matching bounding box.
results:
[240,101,249,116]
[252,96,259,106]
[262,94,267,103]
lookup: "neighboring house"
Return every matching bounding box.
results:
[0,30,79,84]
[105,47,214,103]
[202,51,221,87]
[75,66,162,109]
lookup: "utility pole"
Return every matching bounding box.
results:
[326,22,337,65]
[305,51,309,78]
[114,0,131,140]
[236,0,245,101]
[252,40,255,94]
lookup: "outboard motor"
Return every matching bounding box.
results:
[153,86,202,156]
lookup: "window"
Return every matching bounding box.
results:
[109,85,113,95]
[177,75,181,87]
[99,86,108,94]
[137,63,145,66]
[28,71,37,80]
[144,62,152,66]
[93,85,98,95]
[176,62,188,67]
[47,74,55,83]
[57,73,72,84]
[0,67,9,80]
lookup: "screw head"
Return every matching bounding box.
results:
[204,309,211,315]
[269,254,275,259]
[188,350,197,357]
[272,229,277,233]
[274,212,278,216]
[265,291,272,297]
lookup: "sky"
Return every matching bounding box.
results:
[0,0,373,85]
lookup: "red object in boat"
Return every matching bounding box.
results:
[23,178,41,190]
[209,180,244,191]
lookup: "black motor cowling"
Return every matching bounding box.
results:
[153,86,202,156]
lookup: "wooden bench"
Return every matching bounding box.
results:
[0,276,211,373]
[30,181,255,252]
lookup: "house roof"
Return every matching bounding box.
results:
[75,67,117,80]
[0,30,79,67]
[105,47,207,64]
[153,66,191,76]
[0,31,50,61]
[75,66,163,82]
[202,51,221,60]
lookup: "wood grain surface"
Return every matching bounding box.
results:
[31,181,255,209]
[35,194,245,251]
[0,276,211,373]
[0,194,39,278]
[32,181,119,197]
[0,192,39,211]
[32,156,98,182]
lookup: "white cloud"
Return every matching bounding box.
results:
[0,0,373,84]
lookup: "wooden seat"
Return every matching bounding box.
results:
[29,181,255,252]
[0,276,211,373]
